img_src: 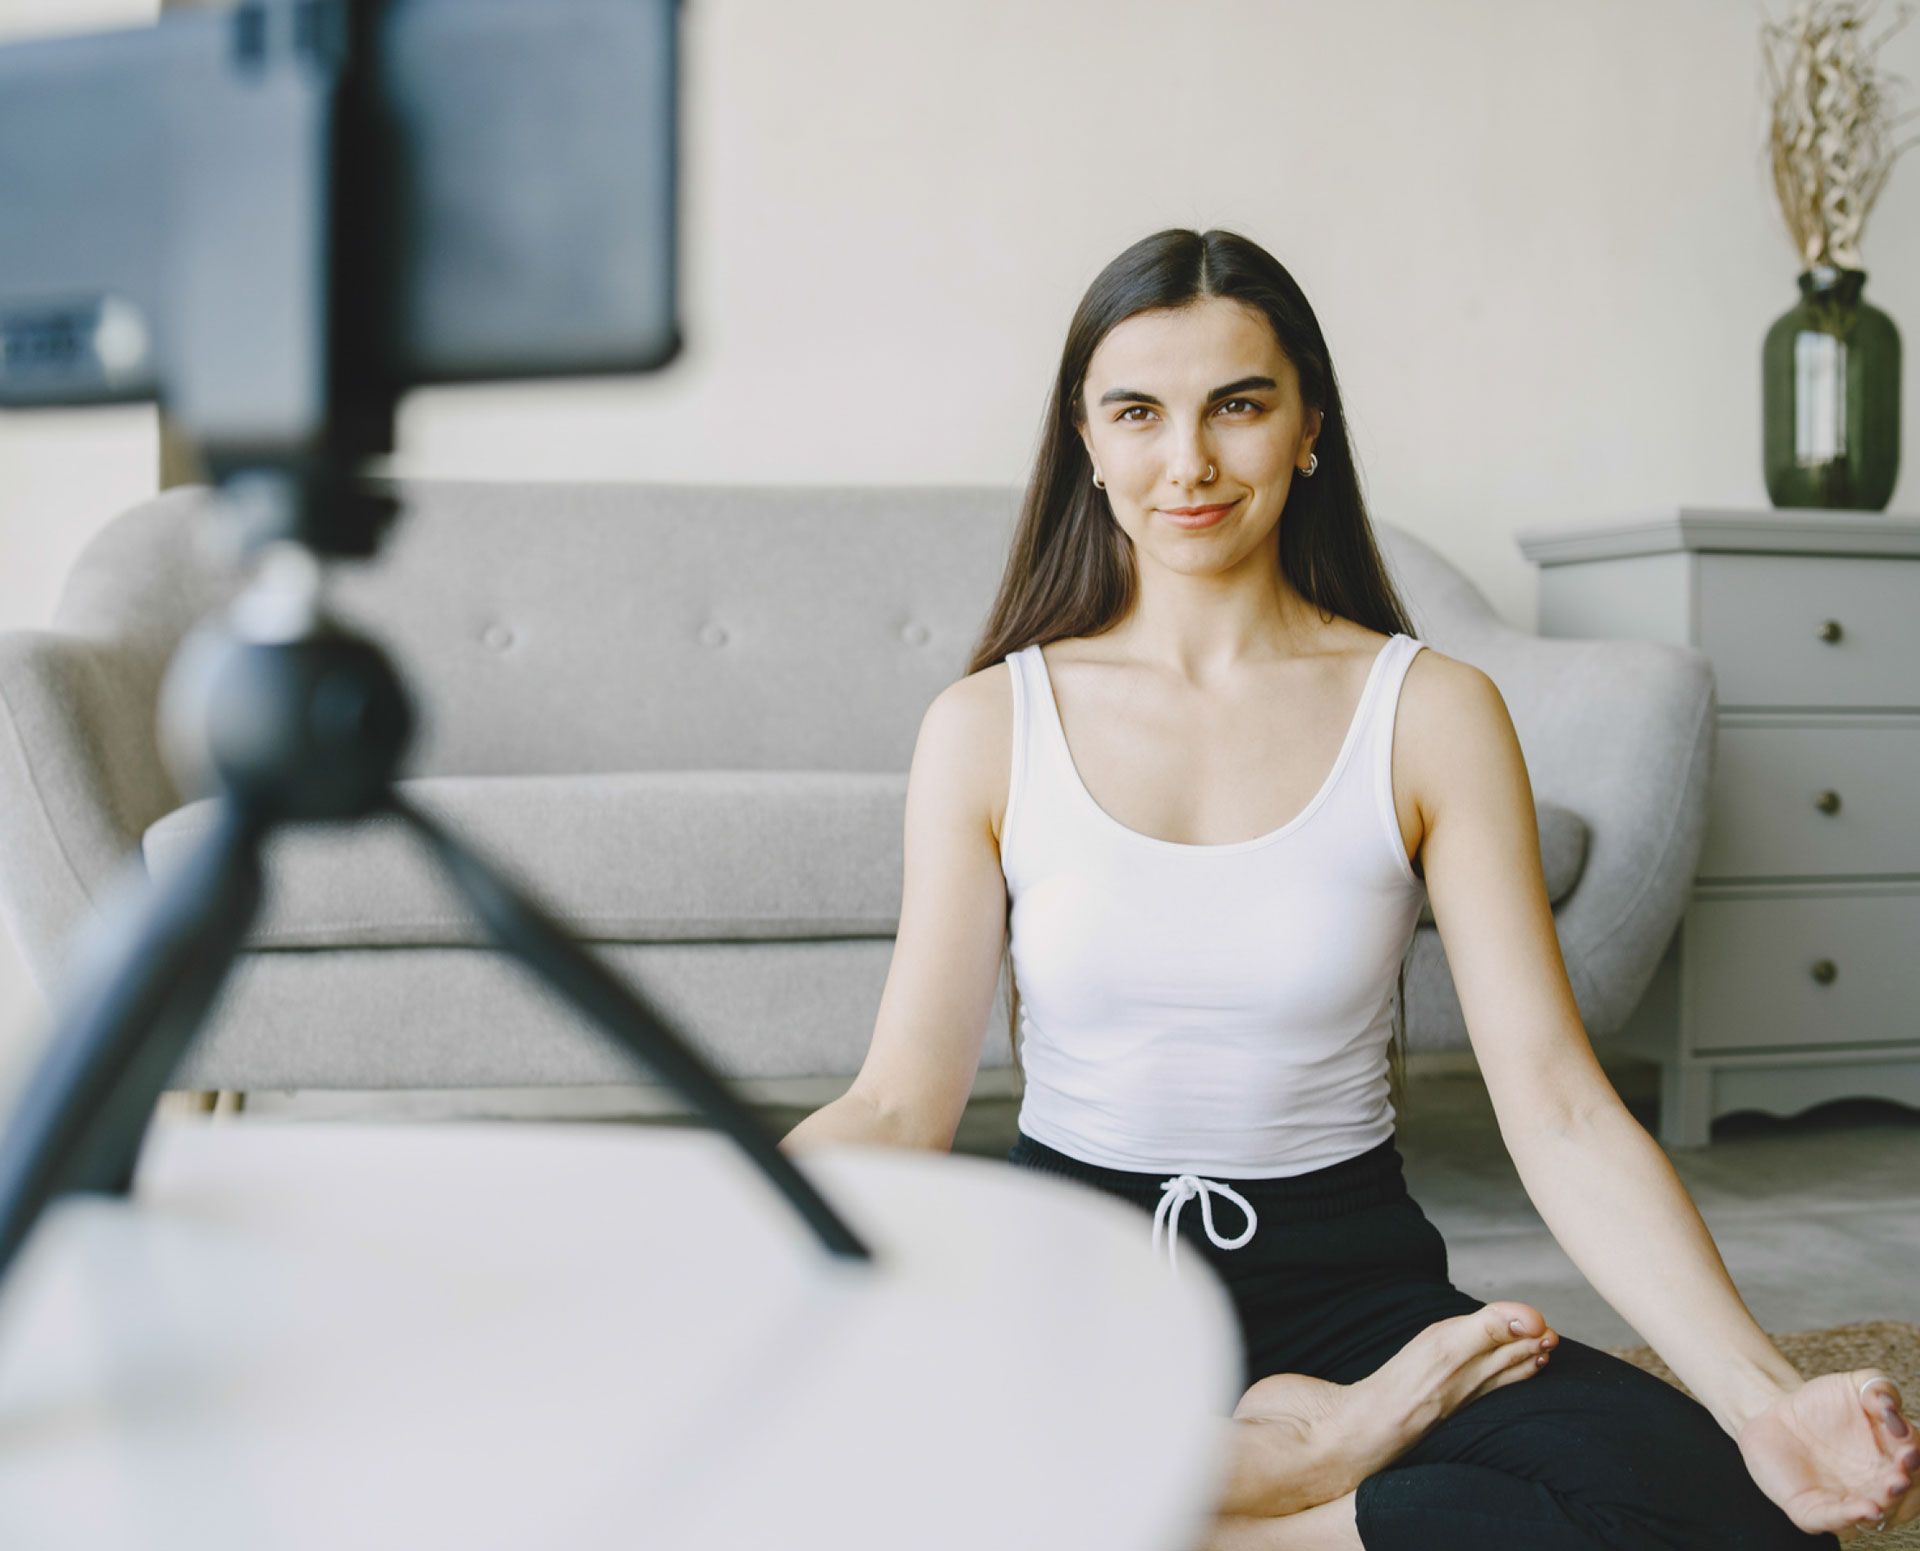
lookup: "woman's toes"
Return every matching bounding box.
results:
[1426,1308,1554,1407]
[1479,1300,1546,1342]
[1457,1313,1559,1399]
[1345,1302,1561,1448]
[1478,1305,1556,1364]
[1431,1306,1554,1381]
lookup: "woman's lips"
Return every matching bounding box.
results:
[1159,498,1238,529]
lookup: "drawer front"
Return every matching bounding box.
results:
[1686,888,1920,1053]
[1697,554,1920,708]
[1699,719,1920,878]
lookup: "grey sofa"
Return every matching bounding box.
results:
[0,479,1715,1113]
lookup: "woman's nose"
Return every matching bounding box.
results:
[1167,436,1217,483]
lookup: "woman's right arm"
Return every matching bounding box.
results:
[780,668,1012,1156]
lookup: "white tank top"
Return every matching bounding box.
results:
[1000,633,1429,1181]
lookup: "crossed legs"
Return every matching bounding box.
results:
[1197,1291,1844,1551]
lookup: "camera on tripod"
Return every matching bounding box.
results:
[0,0,874,1286]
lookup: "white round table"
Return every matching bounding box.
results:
[0,1118,1244,1549]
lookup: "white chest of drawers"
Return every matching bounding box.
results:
[1515,507,1920,1149]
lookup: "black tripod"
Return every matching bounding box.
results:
[0,0,875,1287]
[0,467,876,1284]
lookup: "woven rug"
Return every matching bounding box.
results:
[1604,1320,1920,1547]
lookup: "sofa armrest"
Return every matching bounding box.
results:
[1435,615,1716,1039]
[0,630,180,998]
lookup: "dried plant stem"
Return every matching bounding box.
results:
[1761,0,1920,269]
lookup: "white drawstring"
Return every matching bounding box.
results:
[1152,1173,1257,1278]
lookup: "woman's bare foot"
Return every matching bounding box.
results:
[1217,1300,1556,1518]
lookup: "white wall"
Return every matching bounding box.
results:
[2,0,1917,1066]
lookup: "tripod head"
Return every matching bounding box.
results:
[159,529,413,823]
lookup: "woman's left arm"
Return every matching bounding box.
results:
[1404,655,1917,1535]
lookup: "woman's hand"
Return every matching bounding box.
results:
[1736,1371,1919,1541]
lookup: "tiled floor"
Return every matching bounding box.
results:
[922,1054,1920,1350]
[1387,1059,1920,1347]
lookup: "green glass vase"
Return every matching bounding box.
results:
[1762,265,1901,510]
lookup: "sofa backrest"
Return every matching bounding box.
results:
[57,478,1493,781]
[12,477,1713,1041]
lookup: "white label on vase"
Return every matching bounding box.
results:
[1794,332,1848,465]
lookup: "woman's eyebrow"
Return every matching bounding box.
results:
[1097,374,1277,407]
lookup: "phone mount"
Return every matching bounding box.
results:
[0,0,874,1284]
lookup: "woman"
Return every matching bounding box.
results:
[779,228,1917,1549]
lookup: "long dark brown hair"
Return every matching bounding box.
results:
[964,227,1422,1121]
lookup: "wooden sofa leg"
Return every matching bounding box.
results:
[156,1091,221,1119]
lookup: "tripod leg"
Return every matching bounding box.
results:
[385,794,874,1264]
[0,805,267,1281]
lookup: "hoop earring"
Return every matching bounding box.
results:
[1299,453,1319,477]
[1092,471,1105,489]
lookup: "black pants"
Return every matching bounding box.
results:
[1007,1128,1834,1550]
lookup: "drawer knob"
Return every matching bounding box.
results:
[1817,619,1843,643]
[1816,789,1842,815]
[1810,959,1838,985]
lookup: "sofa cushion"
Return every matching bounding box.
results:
[142,771,912,948]
[142,767,1597,952]
[142,773,1589,950]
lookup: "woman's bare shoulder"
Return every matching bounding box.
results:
[1400,644,1500,710]
[1397,645,1514,819]
[925,660,1016,846]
